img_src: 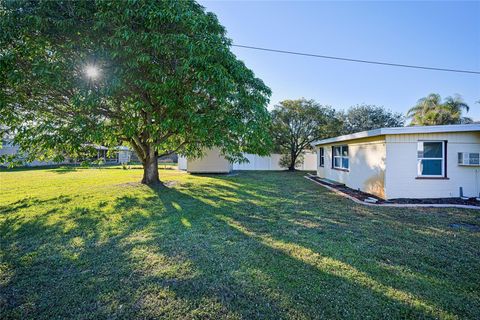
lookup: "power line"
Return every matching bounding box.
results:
[232,44,480,75]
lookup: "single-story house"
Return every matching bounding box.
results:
[178,148,317,173]
[83,144,132,164]
[311,124,480,200]
[116,146,132,164]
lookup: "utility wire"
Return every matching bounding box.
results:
[232,44,480,75]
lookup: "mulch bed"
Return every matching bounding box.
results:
[307,174,480,207]
[385,197,480,207]
[449,223,480,232]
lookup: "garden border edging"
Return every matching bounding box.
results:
[304,175,480,210]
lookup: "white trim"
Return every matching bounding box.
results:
[417,141,445,177]
[311,124,480,146]
[333,145,349,170]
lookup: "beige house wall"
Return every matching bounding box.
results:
[316,136,387,198]
[385,132,480,199]
[186,148,233,173]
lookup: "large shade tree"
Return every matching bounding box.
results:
[271,99,340,171]
[0,0,272,184]
[407,93,472,126]
[339,104,405,134]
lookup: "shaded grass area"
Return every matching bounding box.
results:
[0,167,479,319]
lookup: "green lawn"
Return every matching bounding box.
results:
[1,167,479,319]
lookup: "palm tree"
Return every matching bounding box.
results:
[407,93,441,125]
[441,95,472,124]
[407,93,471,125]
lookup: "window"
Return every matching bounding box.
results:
[417,141,445,177]
[319,147,325,167]
[333,145,349,170]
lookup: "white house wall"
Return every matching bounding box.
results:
[316,137,387,198]
[385,132,480,199]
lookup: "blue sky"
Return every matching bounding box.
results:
[199,0,480,121]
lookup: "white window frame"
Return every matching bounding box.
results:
[333,145,349,170]
[319,147,325,167]
[417,141,445,177]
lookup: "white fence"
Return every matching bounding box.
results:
[178,152,317,171]
[297,152,317,171]
[233,154,283,170]
[177,155,188,170]
[233,153,316,171]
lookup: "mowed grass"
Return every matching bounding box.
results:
[1,167,479,319]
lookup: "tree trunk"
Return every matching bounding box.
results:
[288,151,297,171]
[141,153,160,185]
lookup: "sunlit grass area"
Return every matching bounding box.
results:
[1,166,479,319]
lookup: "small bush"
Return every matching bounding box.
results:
[279,153,304,170]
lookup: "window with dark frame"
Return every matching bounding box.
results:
[319,147,325,167]
[333,145,349,170]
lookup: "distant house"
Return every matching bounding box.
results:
[0,140,67,167]
[0,141,132,166]
[178,148,317,173]
[85,145,132,164]
[311,124,480,199]
[116,146,132,164]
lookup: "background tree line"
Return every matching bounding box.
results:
[271,93,473,170]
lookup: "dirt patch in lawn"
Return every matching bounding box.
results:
[115,182,143,188]
[164,180,181,188]
[115,180,182,189]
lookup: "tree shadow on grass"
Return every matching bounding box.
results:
[1,172,478,319]
[1,189,288,318]
[0,196,72,215]
[0,165,80,173]
[169,171,480,318]
[47,166,80,174]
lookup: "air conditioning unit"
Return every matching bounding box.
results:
[458,152,480,166]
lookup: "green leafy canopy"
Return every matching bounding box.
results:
[0,1,272,171]
[271,98,340,170]
[339,104,405,134]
